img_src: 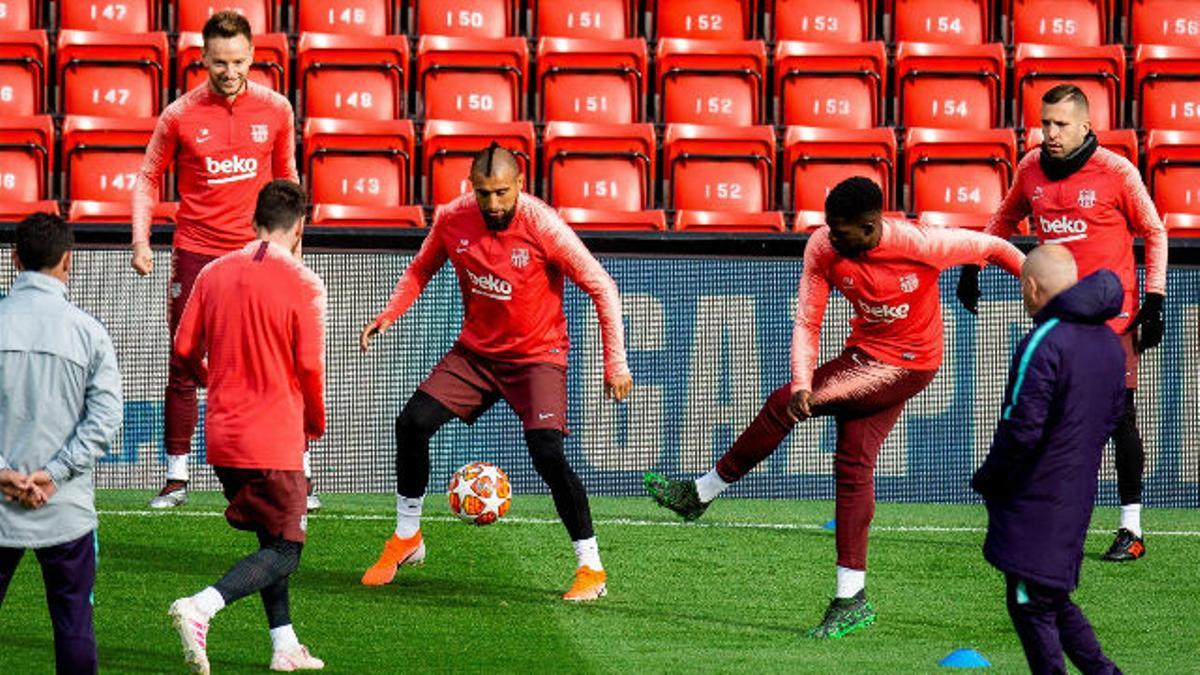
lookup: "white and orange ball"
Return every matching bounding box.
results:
[447,462,512,526]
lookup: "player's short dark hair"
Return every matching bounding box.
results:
[15,212,74,271]
[825,177,883,221]
[254,180,306,232]
[203,10,253,44]
[1041,83,1090,112]
[469,142,521,179]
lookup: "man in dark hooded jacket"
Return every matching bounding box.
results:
[973,244,1125,675]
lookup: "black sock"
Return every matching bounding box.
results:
[1112,389,1144,506]
[395,391,456,498]
[214,535,302,607]
[526,429,594,541]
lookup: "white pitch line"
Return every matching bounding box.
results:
[97,509,1200,537]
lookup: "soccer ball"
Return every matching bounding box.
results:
[448,462,512,526]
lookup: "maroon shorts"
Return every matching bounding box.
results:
[1119,330,1138,390]
[418,344,568,432]
[214,466,308,543]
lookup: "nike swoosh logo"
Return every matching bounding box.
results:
[538,413,555,420]
[196,136,211,144]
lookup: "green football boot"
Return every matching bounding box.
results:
[643,472,710,521]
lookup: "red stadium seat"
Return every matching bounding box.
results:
[654,0,755,39]
[1013,44,1124,130]
[311,204,425,228]
[294,0,395,35]
[177,32,289,95]
[0,200,59,221]
[0,115,53,202]
[895,42,1005,130]
[774,41,885,129]
[0,0,38,30]
[59,0,157,32]
[663,123,776,211]
[303,118,415,207]
[542,121,656,211]
[422,120,535,206]
[1134,45,1200,131]
[676,210,786,232]
[68,200,178,224]
[533,0,635,38]
[1011,0,1105,46]
[173,0,276,33]
[417,36,528,122]
[783,126,896,211]
[536,38,647,123]
[558,207,667,230]
[1164,212,1200,237]
[904,128,1017,214]
[793,210,827,231]
[1130,0,1200,48]
[1023,127,1138,163]
[892,0,990,44]
[0,30,47,115]
[918,210,991,230]
[1145,129,1200,215]
[656,38,767,126]
[416,0,515,37]
[57,31,168,117]
[297,33,408,120]
[772,0,873,42]
[61,115,159,202]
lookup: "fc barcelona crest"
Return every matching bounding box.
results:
[250,124,269,144]
[511,248,530,269]
[899,273,919,293]
[1077,189,1096,208]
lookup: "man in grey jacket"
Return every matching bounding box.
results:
[0,212,123,674]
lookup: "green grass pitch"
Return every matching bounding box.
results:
[1,491,1197,674]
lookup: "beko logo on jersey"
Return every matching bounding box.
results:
[466,269,513,301]
[857,300,910,323]
[1038,215,1089,243]
[204,155,259,185]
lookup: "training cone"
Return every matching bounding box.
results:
[938,648,991,668]
[822,518,836,530]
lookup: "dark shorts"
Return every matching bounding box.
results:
[214,466,308,543]
[418,343,569,432]
[1119,330,1138,390]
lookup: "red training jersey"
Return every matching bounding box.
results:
[376,192,629,379]
[792,219,1024,392]
[133,81,298,256]
[174,240,326,470]
[985,146,1168,333]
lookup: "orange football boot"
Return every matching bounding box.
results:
[361,531,426,586]
[562,566,607,602]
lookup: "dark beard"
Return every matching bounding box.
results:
[483,208,516,231]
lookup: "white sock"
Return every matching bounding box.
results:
[191,586,225,620]
[695,468,730,503]
[166,454,189,482]
[395,494,423,538]
[270,624,300,652]
[573,537,603,571]
[302,451,312,480]
[1120,504,1142,538]
[836,566,866,599]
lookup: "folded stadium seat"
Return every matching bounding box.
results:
[67,200,179,224]
[1164,212,1200,237]
[297,33,408,120]
[663,123,776,212]
[416,36,528,122]
[1134,45,1200,132]
[918,210,992,230]
[57,31,169,118]
[415,0,515,37]
[0,115,53,202]
[894,42,1005,130]
[1145,129,1200,215]
[422,120,535,206]
[303,118,415,207]
[178,32,289,96]
[783,126,896,211]
[1129,0,1200,47]
[311,204,426,227]
[890,0,991,44]
[793,209,827,231]
[653,0,755,39]
[0,30,47,115]
[1023,127,1138,163]
[533,0,635,38]
[903,128,1017,214]
[1013,44,1124,130]
[773,41,886,129]
[0,0,37,30]
[294,0,395,35]
[557,207,667,230]
[771,0,874,42]
[173,0,276,32]
[542,121,656,210]
[58,0,157,32]
[61,115,159,203]
[536,38,647,123]
[656,38,767,126]
[675,210,787,232]
[0,200,59,221]
[1010,0,1106,46]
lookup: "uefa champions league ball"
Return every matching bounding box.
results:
[448,462,512,526]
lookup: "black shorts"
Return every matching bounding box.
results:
[214,466,308,543]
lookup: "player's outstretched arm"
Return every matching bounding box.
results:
[131,109,180,276]
[1117,158,1169,352]
[360,220,449,353]
[173,268,209,383]
[790,232,833,394]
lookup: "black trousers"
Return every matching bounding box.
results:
[1005,574,1121,675]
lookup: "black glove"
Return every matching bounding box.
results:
[1129,292,1165,353]
[956,265,981,315]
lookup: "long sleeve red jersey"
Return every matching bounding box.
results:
[174,240,326,470]
[791,219,1025,392]
[985,146,1168,333]
[375,192,629,379]
[133,81,298,256]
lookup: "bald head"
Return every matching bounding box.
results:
[1022,244,1078,316]
[470,143,521,181]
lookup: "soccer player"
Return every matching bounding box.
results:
[957,83,1168,561]
[132,10,307,510]
[167,181,326,673]
[973,245,1125,674]
[358,144,632,602]
[645,177,1025,638]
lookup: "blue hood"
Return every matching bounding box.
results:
[1035,269,1124,325]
